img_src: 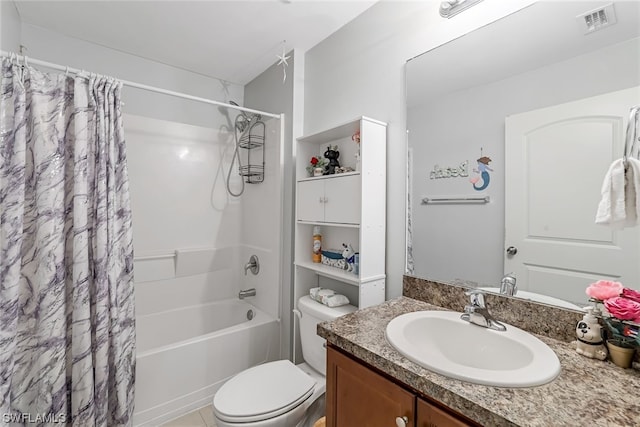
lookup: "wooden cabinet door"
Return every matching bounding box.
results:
[297,179,325,222]
[323,174,361,224]
[326,346,415,427]
[416,398,474,427]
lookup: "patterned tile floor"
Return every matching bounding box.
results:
[161,406,217,427]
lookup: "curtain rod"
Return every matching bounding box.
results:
[0,50,281,119]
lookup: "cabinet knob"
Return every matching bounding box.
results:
[395,416,409,427]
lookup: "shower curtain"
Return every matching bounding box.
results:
[0,57,135,426]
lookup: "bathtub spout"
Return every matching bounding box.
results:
[239,288,257,299]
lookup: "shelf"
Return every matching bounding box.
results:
[297,171,360,183]
[297,220,360,229]
[294,116,387,311]
[295,261,360,285]
[297,116,386,145]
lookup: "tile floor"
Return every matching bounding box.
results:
[161,406,217,427]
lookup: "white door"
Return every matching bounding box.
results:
[505,87,640,305]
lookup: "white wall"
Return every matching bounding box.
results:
[304,0,536,298]
[0,0,21,52]
[20,23,244,128]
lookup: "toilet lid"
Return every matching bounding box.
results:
[213,360,316,423]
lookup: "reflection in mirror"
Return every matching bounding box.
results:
[406,1,640,309]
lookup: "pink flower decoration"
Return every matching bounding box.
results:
[585,280,623,301]
[604,297,640,322]
[621,288,640,304]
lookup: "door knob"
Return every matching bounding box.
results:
[506,246,518,256]
[395,416,409,427]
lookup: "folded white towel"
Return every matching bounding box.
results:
[323,294,350,308]
[309,287,350,307]
[310,287,334,303]
[596,158,640,228]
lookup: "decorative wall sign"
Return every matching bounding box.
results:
[469,148,493,191]
[429,160,469,179]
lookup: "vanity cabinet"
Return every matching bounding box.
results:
[293,116,386,311]
[326,346,477,427]
[326,345,414,427]
[416,399,471,427]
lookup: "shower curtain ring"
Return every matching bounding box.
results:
[23,56,28,67]
[65,66,69,76]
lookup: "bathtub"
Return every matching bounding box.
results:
[133,299,280,426]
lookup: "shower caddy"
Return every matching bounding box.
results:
[239,119,266,183]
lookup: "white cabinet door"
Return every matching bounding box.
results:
[324,174,361,224]
[297,175,361,224]
[297,180,325,222]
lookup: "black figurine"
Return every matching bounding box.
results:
[323,146,340,175]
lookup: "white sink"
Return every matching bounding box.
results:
[385,311,561,387]
[479,287,583,311]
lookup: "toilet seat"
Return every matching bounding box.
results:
[213,360,316,423]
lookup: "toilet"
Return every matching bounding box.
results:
[212,295,356,427]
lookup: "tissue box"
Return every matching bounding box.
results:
[321,249,345,270]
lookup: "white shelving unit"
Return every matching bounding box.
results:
[293,116,387,312]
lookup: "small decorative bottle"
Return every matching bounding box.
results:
[312,226,322,263]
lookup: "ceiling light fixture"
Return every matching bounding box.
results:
[439,0,484,19]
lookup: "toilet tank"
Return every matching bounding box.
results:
[297,295,357,375]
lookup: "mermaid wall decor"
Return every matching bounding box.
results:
[469,150,493,191]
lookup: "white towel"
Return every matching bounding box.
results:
[309,287,350,307]
[628,158,640,224]
[596,158,640,228]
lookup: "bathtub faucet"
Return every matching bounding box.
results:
[244,255,260,275]
[239,288,257,299]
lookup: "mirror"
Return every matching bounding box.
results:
[406,1,640,309]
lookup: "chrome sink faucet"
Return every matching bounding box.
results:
[461,290,506,332]
[500,273,517,296]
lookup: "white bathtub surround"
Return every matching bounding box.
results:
[127,114,284,320]
[238,245,280,319]
[0,57,135,424]
[134,299,279,426]
[134,246,239,315]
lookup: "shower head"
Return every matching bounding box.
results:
[226,101,248,120]
[228,101,261,133]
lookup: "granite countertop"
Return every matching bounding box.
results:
[318,297,640,427]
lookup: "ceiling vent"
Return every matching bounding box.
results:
[576,3,617,34]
